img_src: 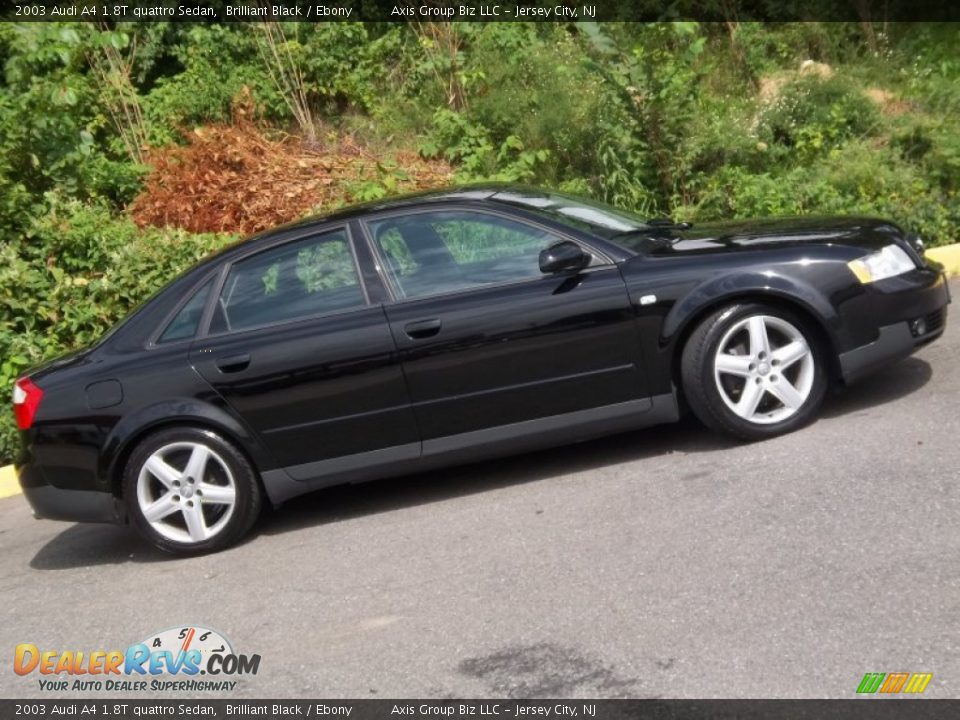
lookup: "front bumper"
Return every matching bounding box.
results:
[839,272,949,384]
[18,462,123,524]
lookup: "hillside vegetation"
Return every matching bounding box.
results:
[0,21,958,461]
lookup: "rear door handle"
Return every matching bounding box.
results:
[215,353,251,373]
[404,319,442,339]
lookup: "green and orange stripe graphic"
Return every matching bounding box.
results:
[857,672,933,694]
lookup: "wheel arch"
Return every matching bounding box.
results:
[668,288,842,400]
[100,399,274,498]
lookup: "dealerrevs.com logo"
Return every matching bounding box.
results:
[14,626,260,693]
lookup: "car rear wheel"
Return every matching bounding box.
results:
[123,427,261,555]
[681,303,827,440]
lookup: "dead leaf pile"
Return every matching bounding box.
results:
[130,122,453,236]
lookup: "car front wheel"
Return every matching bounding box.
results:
[123,427,262,555]
[681,303,827,440]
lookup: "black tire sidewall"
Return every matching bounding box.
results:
[122,427,261,555]
[684,304,828,440]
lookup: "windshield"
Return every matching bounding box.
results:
[490,189,651,240]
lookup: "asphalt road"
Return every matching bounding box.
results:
[2,281,958,700]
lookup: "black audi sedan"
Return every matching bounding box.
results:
[14,185,950,554]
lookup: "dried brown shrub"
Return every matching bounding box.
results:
[130,107,453,235]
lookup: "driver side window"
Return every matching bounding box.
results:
[367,210,568,300]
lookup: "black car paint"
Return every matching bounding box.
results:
[15,185,950,524]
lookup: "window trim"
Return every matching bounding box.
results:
[358,205,614,305]
[146,270,221,350]
[196,223,372,339]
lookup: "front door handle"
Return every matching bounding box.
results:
[404,319,442,339]
[215,353,251,373]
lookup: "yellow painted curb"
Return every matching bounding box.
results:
[928,243,960,277]
[0,464,20,499]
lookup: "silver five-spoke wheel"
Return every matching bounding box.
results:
[136,441,237,544]
[713,314,815,424]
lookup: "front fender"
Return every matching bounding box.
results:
[662,270,841,346]
[99,397,278,489]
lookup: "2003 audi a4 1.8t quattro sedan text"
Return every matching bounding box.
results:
[14,186,950,554]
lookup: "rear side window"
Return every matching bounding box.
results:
[158,278,213,344]
[211,229,365,334]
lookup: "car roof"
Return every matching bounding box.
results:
[322,184,504,220]
[197,183,629,271]
[259,182,549,230]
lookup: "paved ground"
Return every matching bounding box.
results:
[2,281,958,700]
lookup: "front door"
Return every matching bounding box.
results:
[364,209,651,450]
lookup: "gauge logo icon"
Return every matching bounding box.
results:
[141,625,234,670]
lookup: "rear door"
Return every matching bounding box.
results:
[189,226,419,479]
[364,208,651,448]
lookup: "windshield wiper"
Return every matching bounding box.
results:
[610,220,692,243]
[645,218,693,231]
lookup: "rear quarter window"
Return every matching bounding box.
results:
[157,278,214,344]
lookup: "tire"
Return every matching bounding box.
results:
[123,427,262,555]
[680,303,827,441]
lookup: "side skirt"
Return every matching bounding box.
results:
[261,392,679,505]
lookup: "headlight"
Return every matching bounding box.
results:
[847,245,916,283]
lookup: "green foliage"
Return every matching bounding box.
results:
[733,22,865,77]
[297,23,383,114]
[463,25,603,178]
[0,200,228,460]
[892,123,960,195]
[295,239,358,293]
[420,108,549,182]
[341,159,420,203]
[0,23,146,237]
[894,23,960,116]
[756,76,881,159]
[414,24,598,187]
[678,140,959,247]
[580,22,707,214]
[142,24,285,141]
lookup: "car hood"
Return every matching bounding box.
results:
[639,216,904,256]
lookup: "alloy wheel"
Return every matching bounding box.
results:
[135,441,237,544]
[712,314,815,425]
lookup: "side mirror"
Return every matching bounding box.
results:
[539,241,590,274]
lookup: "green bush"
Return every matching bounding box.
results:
[0,23,147,235]
[142,25,286,142]
[0,199,230,462]
[893,123,960,195]
[756,75,882,160]
[298,23,381,114]
[676,140,960,247]
[414,24,607,190]
[734,22,866,78]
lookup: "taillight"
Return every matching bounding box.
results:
[12,377,43,430]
